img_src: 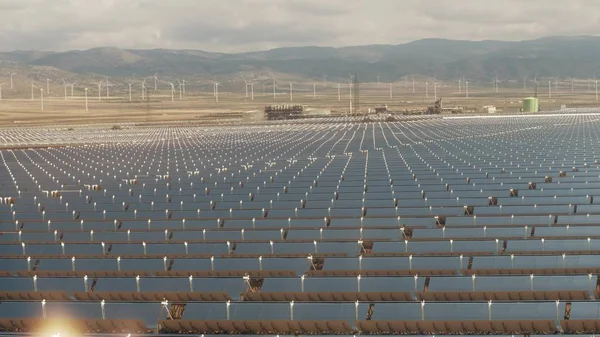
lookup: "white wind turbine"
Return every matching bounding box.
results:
[337,83,340,102]
[40,88,44,111]
[62,79,68,100]
[214,81,220,102]
[182,80,186,95]
[46,78,50,94]
[249,81,255,101]
[495,75,500,94]
[141,79,146,100]
[0,83,4,100]
[84,88,88,111]
[154,74,158,91]
[566,77,575,93]
[105,77,112,98]
[347,76,353,98]
[9,73,16,90]
[97,80,103,100]
[176,80,183,100]
[168,82,175,102]
[69,82,76,98]
[289,83,293,102]
[31,82,36,101]
[313,83,316,99]
[241,76,249,99]
[128,83,133,102]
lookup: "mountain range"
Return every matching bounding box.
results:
[2,36,600,82]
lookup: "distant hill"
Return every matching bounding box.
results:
[2,36,600,82]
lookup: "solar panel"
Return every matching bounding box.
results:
[3,115,600,335]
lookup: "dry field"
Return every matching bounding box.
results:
[0,80,599,126]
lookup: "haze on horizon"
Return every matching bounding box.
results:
[1,0,599,53]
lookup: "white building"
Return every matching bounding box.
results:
[481,105,497,114]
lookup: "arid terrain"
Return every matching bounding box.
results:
[0,78,598,126]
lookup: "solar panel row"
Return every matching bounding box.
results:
[3,114,600,335]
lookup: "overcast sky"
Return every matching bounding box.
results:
[1,0,599,53]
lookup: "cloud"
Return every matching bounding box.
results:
[0,0,599,52]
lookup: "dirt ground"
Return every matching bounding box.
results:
[0,81,598,126]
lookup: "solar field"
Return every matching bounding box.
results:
[3,113,600,335]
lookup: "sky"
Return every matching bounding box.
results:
[1,0,600,52]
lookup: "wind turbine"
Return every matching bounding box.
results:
[128,83,132,102]
[40,88,44,111]
[241,76,249,99]
[211,77,217,97]
[0,83,4,100]
[389,82,393,100]
[214,82,220,102]
[347,75,354,98]
[97,80,103,100]
[272,77,276,99]
[249,82,255,101]
[313,83,316,99]
[554,77,559,92]
[84,88,88,111]
[154,74,158,91]
[337,83,341,102]
[69,83,76,97]
[182,80,186,95]
[465,79,469,98]
[289,83,293,102]
[495,76,500,94]
[62,79,68,100]
[105,77,110,98]
[168,82,175,102]
[425,82,429,99]
[31,82,36,101]
[177,80,183,100]
[141,80,146,100]
[323,74,327,85]
[523,76,527,91]
[9,73,15,90]
[46,79,50,94]
[568,78,574,93]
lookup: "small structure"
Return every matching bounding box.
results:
[522,97,539,113]
[425,99,442,115]
[374,105,388,114]
[264,105,303,120]
[481,105,497,114]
